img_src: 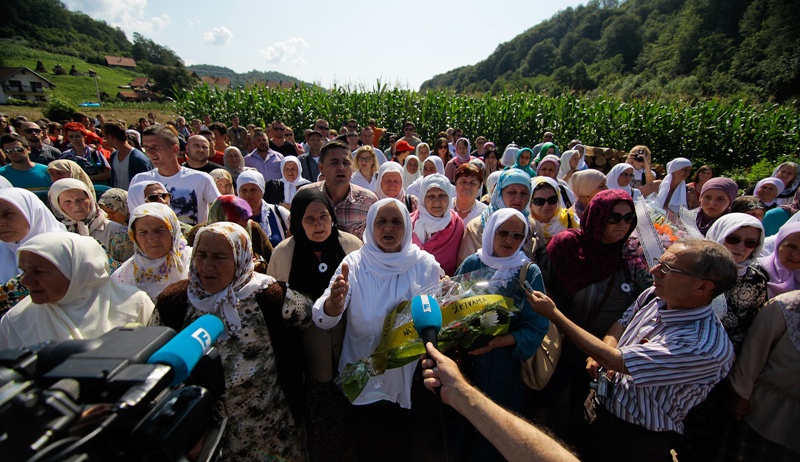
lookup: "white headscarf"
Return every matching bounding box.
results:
[127,180,167,212]
[606,163,635,196]
[237,169,279,237]
[0,176,12,189]
[112,203,191,301]
[0,188,66,282]
[406,156,445,198]
[501,144,520,167]
[0,232,154,349]
[657,157,692,211]
[401,155,421,190]
[413,174,455,243]
[424,155,445,176]
[558,150,579,180]
[485,170,502,197]
[706,213,764,276]
[754,177,786,206]
[375,162,407,201]
[477,208,530,273]
[360,198,425,276]
[280,155,311,204]
[188,222,275,337]
[237,169,266,194]
[48,178,110,237]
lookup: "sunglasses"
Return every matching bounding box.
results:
[607,212,635,224]
[346,134,358,138]
[2,147,26,155]
[146,192,171,202]
[316,125,329,130]
[724,234,760,249]
[24,128,42,134]
[272,127,285,131]
[531,196,558,206]
[495,229,526,241]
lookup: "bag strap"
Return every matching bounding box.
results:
[519,261,532,287]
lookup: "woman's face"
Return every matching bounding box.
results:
[357,153,374,173]
[545,147,555,156]
[417,145,430,161]
[455,175,481,201]
[380,172,403,199]
[422,160,437,177]
[538,162,557,179]
[283,162,299,182]
[99,205,126,225]
[569,153,579,169]
[517,151,531,167]
[435,143,449,160]
[406,158,419,175]
[302,201,332,243]
[601,202,634,244]
[492,216,526,258]
[238,183,263,212]
[48,169,70,183]
[144,184,171,205]
[722,226,761,264]
[744,208,765,221]
[225,151,242,169]
[193,232,236,294]
[58,189,91,221]
[372,203,405,253]
[133,216,172,259]
[531,187,558,223]
[424,187,449,218]
[0,199,30,242]
[455,141,468,157]
[775,166,796,186]
[617,168,634,187]
[756,184,779,203]
[699,190,730,219]
[485,152,498,168]
[673,166,693,182]
[19,250,70,304]
[501,184,531,211]
[698,168,713,182]
[215,179,233,195]
[777,232,800,271]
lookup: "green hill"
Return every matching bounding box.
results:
[187,65,305,87]
[421,0,800,102]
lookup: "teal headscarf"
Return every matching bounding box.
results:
[480,169,532,225]
[511,147,537,178]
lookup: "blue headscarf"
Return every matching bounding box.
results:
[511,147,537,178]
[480,168,532,225]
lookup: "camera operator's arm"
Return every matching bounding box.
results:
[526,290,629,377]
[421,343,578,462]
[586,322,625,379]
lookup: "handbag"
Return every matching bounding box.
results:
[518,262,564,390]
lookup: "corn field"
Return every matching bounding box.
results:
[175,83,800,172]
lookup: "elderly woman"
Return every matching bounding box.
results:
[410,174,464,276]
[569,169,607,220]
[49,178,129,255]
[209,168,234,195]
[457,168,545,267]
[223,146,247,184]
[452,163,488,225]
[530,177,580,243]
[237,170,290,247]
[605,163,641,201]
[772,161,800,206]
[0,232,153,349]
[375,161,418,212]
[97,188,128,225]
[733,195,767,221]
[406,155,445,199]
[264,156,311,208]
[558,149,581,183]
[0,188,66,314]
[153,222,304,461]
[47,158,107,202]
[509,147,537,178]
[266,187,362,461]
[401,154,421,190]
[657,157,693,212]
[112,203,191,302]
[453,208,549,460]
[759,222,800,298]
[690,177,739,236]
[313,199,442,460]
[351,145,380,191]
[753,177,785,211]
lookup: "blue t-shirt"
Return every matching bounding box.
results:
[0,164,52,192]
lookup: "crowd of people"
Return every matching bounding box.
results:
[0,110,798,461]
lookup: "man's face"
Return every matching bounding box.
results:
[191,120,201,132]
[346,131,359,148]
[452,130,462,141]
[320,148,353,187]
[187,136,211,163]
[2,141,29,164]
[307,134,324,152]
[404,125,415,138]
[21,123,44,145]
[142,135,177,168]
[650,245,703,306]
[271,123,286,140]
[80,116,91,129]
[203,115,211,125]
[360,129,374,147]
[314,120,330,135]
[543,132,554,143]
[255,133,269,151]
[232,116,239,127]
[347,121,359,132]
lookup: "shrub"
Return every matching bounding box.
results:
[43,92,75,122]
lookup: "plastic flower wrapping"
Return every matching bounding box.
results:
[336,267,522,403]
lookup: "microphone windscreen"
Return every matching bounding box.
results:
[147,314,224,386]
[410,295,442,335]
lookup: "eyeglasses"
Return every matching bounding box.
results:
[24,128,42,134]
[146,192,171,202]
[619,172,634,178]
[496,229,526,241]
[607,212,635,224]
[357,156,373,162]
[346,134,358,138]
[272,127,285,131]
[725,235,760,249]
[2,147,26,155]
[531,196,558,206]
[348,126,358,130]
[316,125,329,130]
[653,258,698,278]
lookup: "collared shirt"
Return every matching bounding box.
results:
[302,181,377,241]
[30,144,61,165]
[244,148,283,182]
[602,287,734,433]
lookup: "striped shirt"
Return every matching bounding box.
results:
[601,287,734,433]
[301,181,377,241]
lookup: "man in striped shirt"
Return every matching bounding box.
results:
[527,238,736,461]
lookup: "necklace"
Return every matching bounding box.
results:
[454,200,476,215]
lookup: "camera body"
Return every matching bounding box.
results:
[589,368,614,399]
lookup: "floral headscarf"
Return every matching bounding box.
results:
[98,188,129,221]
[48,178,109,236]
[47,159,96,201]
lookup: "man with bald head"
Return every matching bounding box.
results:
[20,121,60,165]
[183,134,223,174]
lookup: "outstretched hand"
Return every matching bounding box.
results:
[324,263,349,316]
[525,290,558,319]
[421,342,464,406]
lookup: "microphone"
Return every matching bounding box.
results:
[148,315,224,386]
[410,295,442,349]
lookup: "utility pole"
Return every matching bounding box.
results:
[88,69,101,104]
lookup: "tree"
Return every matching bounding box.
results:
[149,65,195,98]
[132,32,183,67]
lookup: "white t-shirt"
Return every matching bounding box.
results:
[130,167,220,225]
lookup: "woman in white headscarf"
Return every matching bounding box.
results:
[237,169,290,247]
[753,177,785,211]
[0,232,153,349]
[313,198,442,460]
[452,207,549,460]
[153,222,304,461]
[530,176,580,242]
[112,203,191,302]
[401,154,421,190]
[500,143,520,168]
[410,174,463,275]
[406,155,444,199]
[537,154,577,208]
[606,163,642,200]
[263,156,311,208]
[657,157,693,212]
[557,149,581,183]
[223,146,248,185]
[374,161,417,212]
[49,178,128,252]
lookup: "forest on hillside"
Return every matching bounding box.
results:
[187,65,303,87]
[421,0,800,102]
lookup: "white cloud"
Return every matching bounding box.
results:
[203,26,233,46]
[259,37,309,63]
[185,16,201,27]
[62,0,171,37]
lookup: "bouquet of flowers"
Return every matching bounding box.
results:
[632,195,702,267]
[336,267,521,403]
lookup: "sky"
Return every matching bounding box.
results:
[63,0,587,90]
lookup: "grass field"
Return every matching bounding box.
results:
[0,104,179,128]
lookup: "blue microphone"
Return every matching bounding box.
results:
[148,314,224,386]
[410,295,442,349]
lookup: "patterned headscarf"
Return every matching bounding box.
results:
[207,195,252,226]
[758,222,800,298]
[47,159,96,201]
[98,188,129,221]
[48,178,108,236]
